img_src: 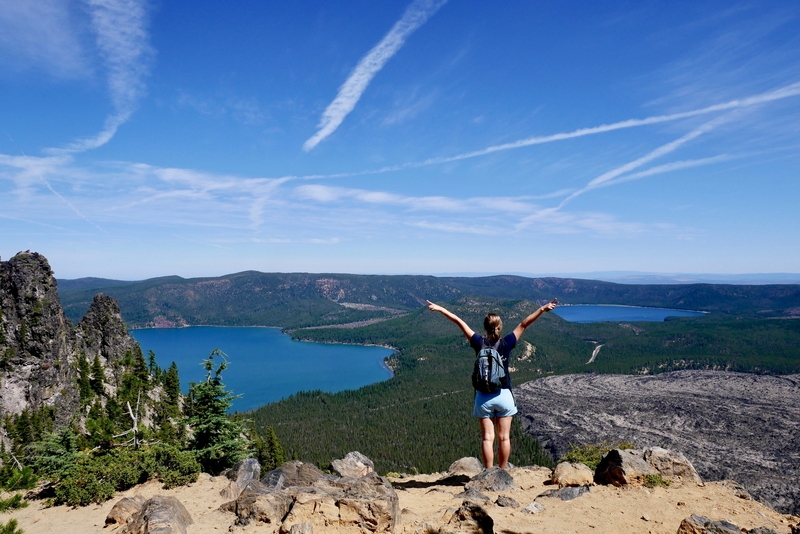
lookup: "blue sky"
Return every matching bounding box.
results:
[1,0,799,279]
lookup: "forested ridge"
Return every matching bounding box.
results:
[58,272,800,328]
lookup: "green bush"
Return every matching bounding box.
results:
[50,444,200,507]
[559,440,636,470]
[643,474,671,488]
[0,466,37,492]
[0,494,28,512]
[0,518,23,534]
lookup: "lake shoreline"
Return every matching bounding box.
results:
[130,326,395,412]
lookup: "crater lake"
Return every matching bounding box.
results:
[130,326,394,412]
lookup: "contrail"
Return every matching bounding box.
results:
[558,114,730,207]
[417,81,800,166]
[49,0,152,154]
[303,0,447,152]
[40,177,109,234]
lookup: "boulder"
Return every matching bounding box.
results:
[595,447,703,487]
[522,501,544,515]
[263,461,327,490]
[465,467,516,492]
[446,501,494,534]
[220,480,293,526]
[495,495,519,508]
[595,449,658,486]
[447,457,484,477]
[746,528,779,534]
[551,462,594,487]
[121,495,193,534]
[538,485,590,501]
[224,460,399,533]
[643,447,702,482]
[331,451,375,479]
[220,458,262,501]
[676,514,740,534]
[106,495,147,526]
[454,488,491,503]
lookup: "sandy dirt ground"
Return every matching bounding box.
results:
[6,467,799,534]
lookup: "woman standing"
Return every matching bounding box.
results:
[427,298,557,469]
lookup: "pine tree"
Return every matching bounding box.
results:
[90,355,105,396]
[147,350,160,378]
[132,345,150,384]
[254,425,286,473]
[186,350,250,474]
[164,362,181,418]
[77,352,92,404]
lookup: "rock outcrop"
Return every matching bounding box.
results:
[220,458,262,501]
[0,251,139,426]
[222,456,399,533]
[120,495,193,534]
[515,371,800,514]
[593,447,701,486]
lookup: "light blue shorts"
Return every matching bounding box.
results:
[473,389,517,418]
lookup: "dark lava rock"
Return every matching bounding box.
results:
[447,501,493,534]
[495,495,519,508]
[465,467,516,492]
[454,488,491,503]
[538,485,590,501]
[677,514,741,534]
[515,370,800,514]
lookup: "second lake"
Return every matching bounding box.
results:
[552,304,705,323]
[130,326,394,412]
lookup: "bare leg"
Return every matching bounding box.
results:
[496,416,513,469]
[479,417,496,468]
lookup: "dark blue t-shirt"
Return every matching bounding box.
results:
[470,332,517,390]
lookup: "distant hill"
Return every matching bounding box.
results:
[57,277,138,292]
[56,272,800,328]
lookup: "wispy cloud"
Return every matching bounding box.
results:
[416,82,800,167]
[601,155,732,188]
[558,115,730,207]
[303,0,447,151]
[293,184,532,213]
[0,0,88,79]
[49,0,153,153]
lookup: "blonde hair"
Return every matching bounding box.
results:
[484,313,503,340]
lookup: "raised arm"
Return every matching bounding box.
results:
[427,300,475,340]
[512,298,557,341]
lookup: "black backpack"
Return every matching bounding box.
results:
[472,338,507,393]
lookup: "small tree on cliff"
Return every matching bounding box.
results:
[186,349,250,474]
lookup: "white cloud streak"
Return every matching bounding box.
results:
[0,0,87,78]
[558,114,730,207]
[416,81,800,166]
[49,0,153,153]
[302,0,447,151]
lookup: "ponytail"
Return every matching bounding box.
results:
[483,313,503,340]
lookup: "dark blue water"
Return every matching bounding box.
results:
[129,327,394,412]
[552,305,704,323]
